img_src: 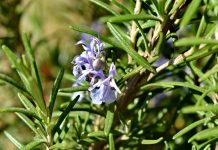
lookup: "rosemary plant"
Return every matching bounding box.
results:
[0,0,218,149]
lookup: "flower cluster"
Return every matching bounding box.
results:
[72,37,121,105]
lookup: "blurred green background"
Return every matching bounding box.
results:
[0,0,114,149]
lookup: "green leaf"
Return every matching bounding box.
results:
[107,22,155,72]
[198,137,218,149]
[58,85,89,93]
[57,92,73,97]
[89,0,119,15]
[17,93,38,115]
[32,62,43,96]
[135,21,150,53]
[69,25,121,49]
[0,73,28,94]
[84,131,106,143]
[109,14,161,23]
[28,77,47,114]
[141,137,163,144]
[150,0,160,17]
[196,15,207,37]
[15,60,32,91]
[169,0,185,15]
[109,133,115,150]
[157,0,165,16]
[104,103,115,136]
[110,0,130,14]
[180,0,201,28]
[1,47,30,93]
[49,68,64,118]
[205,24,217,38]
[189,62,205,79]
[63,73,76,82]
[52,95,79,136]
[0,107,41,121]
[141,81,206,93]
[88,131,106,140]
[180,45,218,64]
[49,143,74,150]
[4,131,23,149]
[196,89,212,106]
[173,118,208,139]
[141,20,156,29]
[165,0,172,13]
[80,136,105,145]
[22,33,44,107]
[182,105,218,114]
[155,32,165,55]
[198,66,218,82]
[15,113,45,139]
[140,82,175,89]
[118,66,143,85]
[118,56,158,85]
[2,45,46,114]
[66,107,105,117]
[1,45,18,68]
[21,140,45,150]
[188,127,218,143]
[21,33,34,63]
[175,38,218,47]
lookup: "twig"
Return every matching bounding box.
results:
[128,0,142,64]
[147,48,194,81]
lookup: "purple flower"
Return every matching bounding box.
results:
[89,63,121,104]
[72,37,121,104]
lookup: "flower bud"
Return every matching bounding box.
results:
[93,58,104,71]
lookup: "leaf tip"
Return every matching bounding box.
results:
[172,136,176,140]
[1,45,7,50]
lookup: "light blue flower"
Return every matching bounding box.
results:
[89,63,121,104]
[90,83,116,104]
[72,37,121,104]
